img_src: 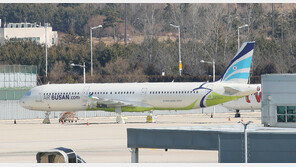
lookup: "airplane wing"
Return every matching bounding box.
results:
[86,95,152,108]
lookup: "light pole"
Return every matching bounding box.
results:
[200,59,215,82]
[238,24,249,50]
[70,62,86,84]
[45,23,48,78]
[238,121,253,163]
[170,24,182,76]
[200,59,216,117]
[90,25,103,76]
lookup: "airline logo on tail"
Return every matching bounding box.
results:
[194,41,256,108]
[219,41,255,84]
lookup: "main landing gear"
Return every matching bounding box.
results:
[43,111,51,124]
[115,106,125,124]
[146,111,156,123]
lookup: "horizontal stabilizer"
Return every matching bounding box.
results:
[223,86,240,95]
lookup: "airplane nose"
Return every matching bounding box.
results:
[19,97,25,106]
[19,96,28,109]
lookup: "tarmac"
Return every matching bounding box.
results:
[0,111,261,163]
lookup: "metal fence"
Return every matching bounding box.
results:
[0,99,230,120]
[0,65,37,88]
[0,87,31,100]
[0,65,234,120]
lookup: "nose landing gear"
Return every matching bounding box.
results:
[43,111,51,124]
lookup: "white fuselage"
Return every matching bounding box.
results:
[20,82,202,111]
[222,90,261,110]
[20,82,259,112]
[19,41,258,113]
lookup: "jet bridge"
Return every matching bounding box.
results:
[127,124,296,163]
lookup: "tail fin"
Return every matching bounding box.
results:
[218,41,255,84]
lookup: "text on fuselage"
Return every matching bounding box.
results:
[43,94,80,100]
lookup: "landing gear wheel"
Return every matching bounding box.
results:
[42,112,51,124]
[235,110,241,118]
[115,106,125,124]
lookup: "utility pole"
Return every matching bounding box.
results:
[70,62,86,84]
[200,59,216,117]
[272,3,274,38]
[90,25,103,76]
[170,24,182,76]
[90,27,93,76]
[43,8,48,80]
[281,14,284,43]
[124,3,127,45]
[238,24,249,50]
[239,121,253,163]
[45,24,47,78]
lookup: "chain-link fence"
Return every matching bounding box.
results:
[0,87,31,100]
[0,65,233,120]
[0,65,37,88]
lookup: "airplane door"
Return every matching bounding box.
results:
[36,93,43,102]
[83,85,90,96]
[141,88,148,95]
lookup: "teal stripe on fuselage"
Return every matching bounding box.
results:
[223,56,252,80]
[225,72,250,81]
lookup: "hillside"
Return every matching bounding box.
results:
[0,3,295,84]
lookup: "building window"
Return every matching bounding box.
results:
[277,106,296,123]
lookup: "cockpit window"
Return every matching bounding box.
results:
[25,91,31,96]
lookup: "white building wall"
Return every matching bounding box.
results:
[0,23,58,47]
[262,74,296,127]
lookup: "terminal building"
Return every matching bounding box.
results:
[261,74,296,127]
[0,19,58,47]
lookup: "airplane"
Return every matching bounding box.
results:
[20,41,259,124]
[222,86,261,117]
